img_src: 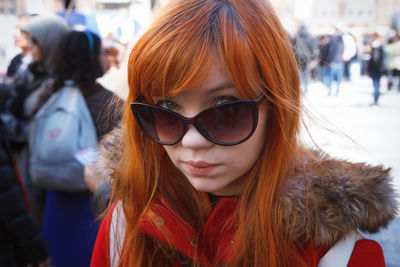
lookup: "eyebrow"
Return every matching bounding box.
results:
[153,83,237,100]
[207,83,236,94]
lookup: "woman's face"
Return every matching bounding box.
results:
[14,31,30,51]
[158,64,269,196]
[30,39,41,62]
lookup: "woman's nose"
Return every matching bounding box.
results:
[180,125,214,148]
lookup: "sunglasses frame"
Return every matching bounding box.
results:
[131,94,265,146]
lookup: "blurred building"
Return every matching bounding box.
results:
[41,0,153,29]
[269,0,297,34]
[1,0,154,29]
[0,0,23,14]
[3,0,398,29]
[1,0,400,42]
[310,0,376,27]
[307,0,400,29]
[270,0,400,35]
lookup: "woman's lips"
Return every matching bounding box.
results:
[184,161,220,176]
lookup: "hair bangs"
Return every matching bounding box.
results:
[127,1,227,103]
[127,0,276,103]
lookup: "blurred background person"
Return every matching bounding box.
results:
[6,14,33,79]
[0,89,50,267]
[322,25,345,96]
[315,34,330,82]
[366,33,385,106]
[0,15,70,226]
[385,33,400,92]
[97,37,129,100]
[342,31,358,82]
[292,23,319,93]
[33,29,121,267]
[100,36,126,75]
[100,46,120,73]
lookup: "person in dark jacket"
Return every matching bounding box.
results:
[0,98,49,266]
[366,33,385,106]
[315,34,330,82]
[32,30,121,267]
[321,26,345,96]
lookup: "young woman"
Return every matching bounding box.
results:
[91,0,398,266]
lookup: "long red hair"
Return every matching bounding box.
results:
[114,0,304,266]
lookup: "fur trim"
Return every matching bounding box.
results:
[97,130,398,246]
[94,124,122,183]
[284,151,398,246]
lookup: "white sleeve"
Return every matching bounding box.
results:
[318,231,364,267]
[109,201,127,267]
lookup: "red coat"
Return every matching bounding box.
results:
[91,196,385,267]
[90,148,396,267]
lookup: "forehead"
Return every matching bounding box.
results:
[156,62,235,100]
[195,63,232,91]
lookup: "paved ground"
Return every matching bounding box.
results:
[303,75,400,266]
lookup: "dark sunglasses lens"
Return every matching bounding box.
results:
[133,105,183,144]
[197,102,255,144]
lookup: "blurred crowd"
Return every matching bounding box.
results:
[290,23,400,105]
[0,11,400,267]
[0,14,124,267]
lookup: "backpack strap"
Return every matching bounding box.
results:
[318,231,364,267]
[110,201,126,267]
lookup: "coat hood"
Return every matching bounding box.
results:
[284,151,398,246]
[97,127,398,246]
[21,15,70,72]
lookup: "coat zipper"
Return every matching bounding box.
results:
[212,239,224,267]
[159,196,196,233]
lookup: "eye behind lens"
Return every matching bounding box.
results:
[132,103,185,145]
[195,101,258,145]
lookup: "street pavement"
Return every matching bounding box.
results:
[303,75,400,266]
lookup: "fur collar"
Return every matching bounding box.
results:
[96,124,122,184]
[97,127,398,246]
[284,151,398,246]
